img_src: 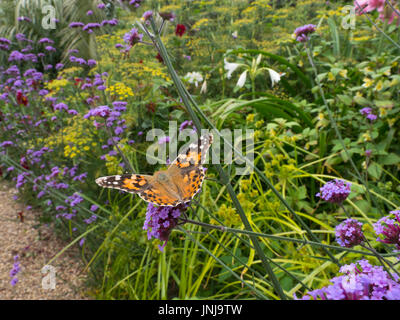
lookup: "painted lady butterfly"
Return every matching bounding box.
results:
[95,133,213,207]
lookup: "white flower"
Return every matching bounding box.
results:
[267,68,285,87]
[232,31,238,39]
[200,79,207,94]
[185,72,203,87]
[237,70,247,88]
[224,58,240,79]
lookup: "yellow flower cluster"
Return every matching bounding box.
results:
[43,118,98,159]
[106,82,134,99]
[192,18,210,30]
[45,79,69,94]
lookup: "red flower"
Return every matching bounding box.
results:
[175,24,186,37]
[155,52,164,63]
[16,91,28,106]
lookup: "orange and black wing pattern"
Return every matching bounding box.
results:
[95,174,152,194]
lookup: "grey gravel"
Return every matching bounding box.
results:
[0,181,91,299]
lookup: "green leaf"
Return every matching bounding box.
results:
[337,94,352,106]
[367,162,382,179]
[379,153,400,165]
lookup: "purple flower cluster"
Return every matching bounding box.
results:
[335,219,364,248]
[122,28,143,51]
[316,179,351,204]
[373,210,400,249]
[143,203,186,251]
[359,107,377,121]
[294,24,316,42]
[295,259,400,300]
[10,255,21,286]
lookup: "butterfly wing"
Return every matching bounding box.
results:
[167,133,212,202]
[95,174,180,207]
[95,174,152,194]
[170,133,213,169]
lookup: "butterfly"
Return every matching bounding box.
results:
[95,133,213,207]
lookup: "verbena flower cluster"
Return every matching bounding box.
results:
[10,255,21,286]
[143,203,186,251]
[295,259,400,300]
[293,24,316,42]
[335,218,364,248]
[316,179,351,204]
[373,210,400,249]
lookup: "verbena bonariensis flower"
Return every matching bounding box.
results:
[159,11,176,22]
[373,210,400,249]
[316,179,351,204]
[143,203,186,251]
[295,259,400,300]
[10,255,21,287]
[142,10,153,21]
[294,24,316,42]
[123,28,143,48]
[335,219,364,248]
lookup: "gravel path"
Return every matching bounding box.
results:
[0,181,90,299]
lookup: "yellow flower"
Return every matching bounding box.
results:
[328,72,335,81]
[374,80,383,91]
[362,78,373,88]
[339,69,348,78]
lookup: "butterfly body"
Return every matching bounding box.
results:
[96,133,213,207]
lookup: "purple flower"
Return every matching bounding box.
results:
[335,219,364,248]
[360,107,372,115]
[0,37,11,45]
[69,22,85,28]
[316,179,351,204]
[98,3,105,9]
[158,136,170,144]
[86,10,93,16]
[294,24,316,42]
[295,259,400,300]
[55,63,64,70]
[90,204,99,212]
[84,105,111,119]
[83,23,101,32]
[1,141,14,147]
[123,28,143,48]
[143,203,186,251]
[79,237,85,247]
[373,210,400,249]
[54,102,69,111]
[366,114,377,121]
[87,59,97,67]
[142,10,153,21]
[365,149,372,158]
[159,12,176,22]
[112,101,127,111]
[45,45,56,52]
[179,120,194,132]
[39,38,54,44]
[15,33,27,41]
